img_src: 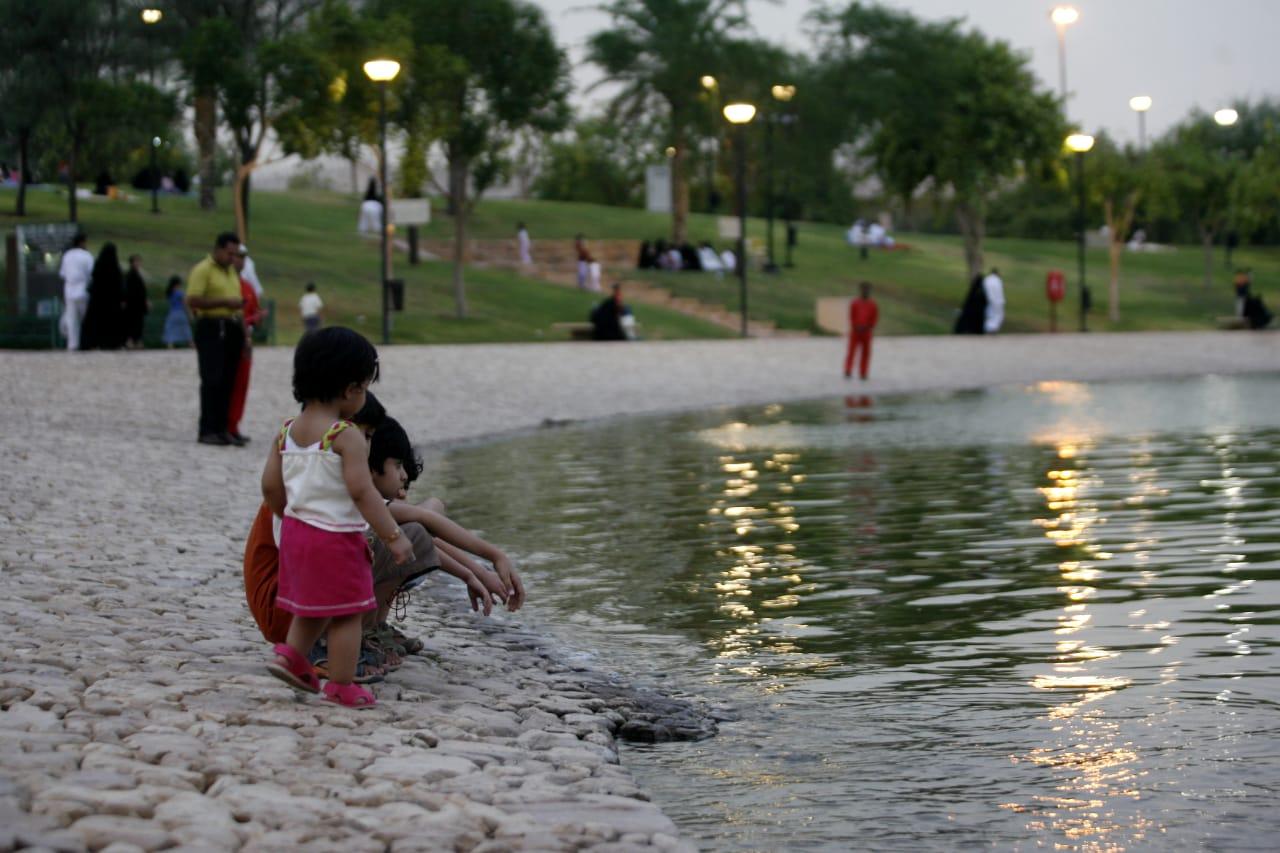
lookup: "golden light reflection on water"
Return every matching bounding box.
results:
[1010,438,1149,847]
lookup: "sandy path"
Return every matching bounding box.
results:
[0,331,1275,851]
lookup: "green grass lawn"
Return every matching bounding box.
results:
[3,185,1274,342]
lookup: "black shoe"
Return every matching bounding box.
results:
[228,432,251,446]
[198,433,232,446]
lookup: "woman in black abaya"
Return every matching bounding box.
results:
[82,242,126,350]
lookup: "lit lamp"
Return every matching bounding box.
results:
[1065,132,1095,332]
[1129,95,1152,149]
[1214,108,1239,127]
[1050,6,1079,107]
[700,75,717,91]
[363,58,401,345]
[723,102,756,337]
[141,8,162,24]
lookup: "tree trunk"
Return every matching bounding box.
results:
[449,156,469,319]
[194,92,218,211]
[1201,227,1215,289]
[670,132,689,245]
[1107,238,1123,324]
[350,157,358,196]
[1103,192,1140,324]
[67,136,79,224]
[233,162,255,242]
[954,200,985,279]
[15,129,29,216]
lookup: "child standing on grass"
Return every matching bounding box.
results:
[262,327,412,708]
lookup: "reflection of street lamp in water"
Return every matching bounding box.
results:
[1129,95,1152,149]
[1066,133,1095,332]
[363,58,401,345]
[723,102,757,338]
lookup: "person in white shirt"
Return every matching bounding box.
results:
[240,252,263,297]
[982,267,1006,334]
[299,282,324,333]
[516,222,532,266]
[58,232,94,350]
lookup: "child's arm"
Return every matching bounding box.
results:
[336,429,413,565]
[435,539,508,603]
[436,550,495,616]
[388,503,526,610]
[261,440,286,517]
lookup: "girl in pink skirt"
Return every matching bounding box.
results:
[260,327,412,707]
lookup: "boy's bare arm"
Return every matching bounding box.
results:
[336,429,413,564]
[261,441,286,516]
[389,503,526,610]
[437,550,494,616]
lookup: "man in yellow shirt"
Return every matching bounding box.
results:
[187,232,246,446]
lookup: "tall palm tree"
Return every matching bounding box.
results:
[587,0,749,245]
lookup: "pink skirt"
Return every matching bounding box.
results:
[276,516,375,618]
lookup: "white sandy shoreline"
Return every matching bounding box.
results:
[0,331,1276,852]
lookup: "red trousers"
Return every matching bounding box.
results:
[844,330,873,379]
[227,349,252,435]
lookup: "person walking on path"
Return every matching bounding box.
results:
[517,222,532,266]
[982,267,1005,334]
[162,276,192,348]
[122,255,150,349]
[843,281,879,380]
[187,232,245,446]
[300,282,324,333]
[58,233,94,351]
[227,244,264,444]
[82,242,125,350]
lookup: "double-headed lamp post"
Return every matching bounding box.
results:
[363,58,401,346]
[1129,95,1152,149]
[1050,6,1079,107]
[1066,132,1094,332]
[764,84,795,274]
[723,102,757,338]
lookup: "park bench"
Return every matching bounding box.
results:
[551,321,595,340]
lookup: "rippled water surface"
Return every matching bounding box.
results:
[433,376,1280,850]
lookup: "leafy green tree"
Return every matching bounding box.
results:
[372,0,571,319]
[813,2,1064,277]
[0,1,65,215]
[587,0,751,245]
[534,116,662,207]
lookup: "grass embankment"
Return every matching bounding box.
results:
[0,187,729,345]
[4,186,1276,340]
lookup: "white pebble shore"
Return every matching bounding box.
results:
[1,331,1276,851]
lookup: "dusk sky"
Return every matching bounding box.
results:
[530,0,1280,144]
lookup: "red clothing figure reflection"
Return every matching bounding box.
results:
[843,283,879,380]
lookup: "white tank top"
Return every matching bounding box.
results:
[280,419,366,533]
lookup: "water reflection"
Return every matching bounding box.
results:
[434,376,1280,850]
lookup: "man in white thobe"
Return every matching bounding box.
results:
[59,233,94,350]
[982,268,1005,334]
[517,223,532,265]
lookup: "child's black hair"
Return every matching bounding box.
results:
[352,390,386,431]
[369,417,423,484]
[165,275,182,297]
[292,326,379,404]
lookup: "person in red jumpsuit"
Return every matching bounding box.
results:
[227,245,264,443]
[843,281,879,380]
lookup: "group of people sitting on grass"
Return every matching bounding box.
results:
[637,239,736,274]
[246,326,524,708]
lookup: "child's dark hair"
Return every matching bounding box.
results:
[352,390,386,431]
[369,417,423,484]
[292,326,379,403]
[165,275,181,297]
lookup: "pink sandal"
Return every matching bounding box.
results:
[265,643,321,694]
[323,681,377,708]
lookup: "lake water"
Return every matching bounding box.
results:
[431,375,1280,850]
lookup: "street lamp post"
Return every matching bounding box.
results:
[1129,95,1152,149]
[141,8,161,84]
[1050,6,1079,107]
[150,136,161,214]
[764,84,795,274]
[1214,108,1239,127]
[363,58,401,346]
[724,102,757,338]
[1066,132,1094,331]
[701,75,720,213]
